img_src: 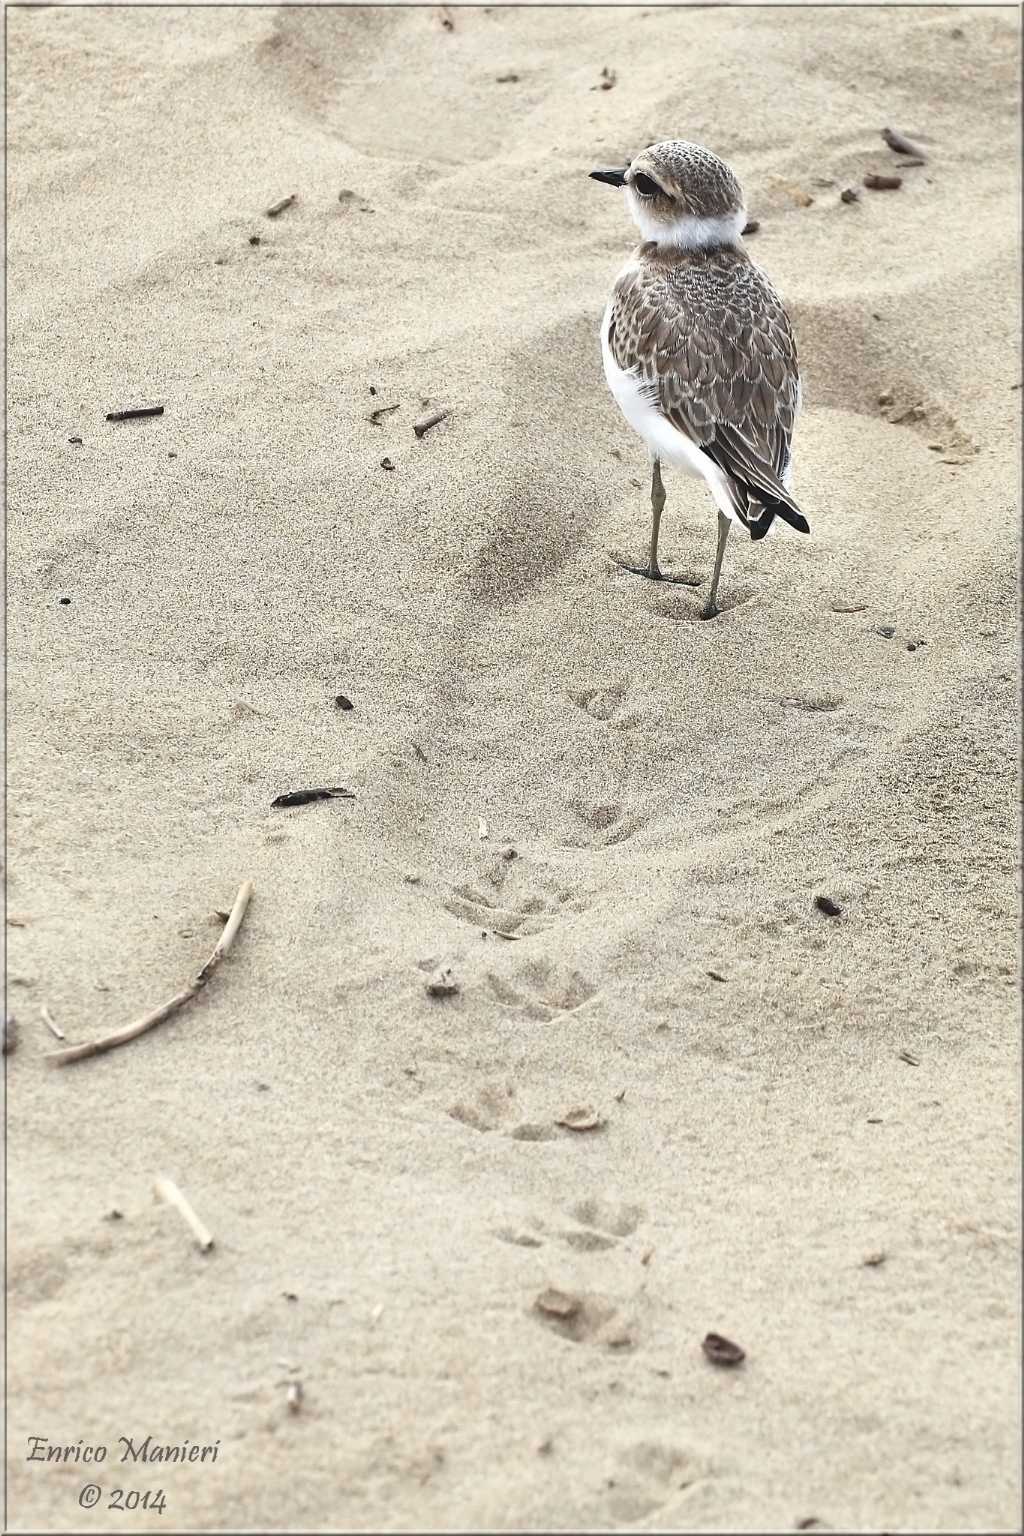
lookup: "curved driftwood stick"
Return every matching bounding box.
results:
[49,881,254,1066]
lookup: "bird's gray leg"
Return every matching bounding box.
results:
[648,457,666,578]
[702,512,731,618]
[609,460,700,586]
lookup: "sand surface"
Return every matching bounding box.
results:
[6,5,1021,1532]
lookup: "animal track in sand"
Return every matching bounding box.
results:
[558,1197,644,1253]
[444,851,587,938]
[485,959,599,1022]
[562,795,648,849]
[650,584,758,622]
[532,1288,634,1349]
[568,680,640,730]
[602,1438,709,1524]
[448,1080,559,1142]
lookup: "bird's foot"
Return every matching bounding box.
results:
[609,553,702,587]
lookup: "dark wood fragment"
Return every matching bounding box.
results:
[271,787,355,808]
[413,408,449,439]
[106,405,164,422]
[702,1332,745,1367]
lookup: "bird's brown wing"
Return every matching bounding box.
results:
[608,251,806,532]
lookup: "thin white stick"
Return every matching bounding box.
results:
[40,1004,65,1040]
[154,1177,215,1253]
[49,881,254,1066]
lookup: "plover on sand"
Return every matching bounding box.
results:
[591,140,808,618]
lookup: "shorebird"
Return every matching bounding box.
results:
[591,140,808,618]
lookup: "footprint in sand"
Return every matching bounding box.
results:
[602,1438,710,1524]
[444,851,587,938]
[562,794,648,849]
[485,959,599,1022]
[568,679,641,731]
[448,1079,558,1142]
[532,1286,635,1350]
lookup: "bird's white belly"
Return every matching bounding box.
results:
[600,296,739,522]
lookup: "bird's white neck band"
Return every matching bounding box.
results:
[627,193,746,251]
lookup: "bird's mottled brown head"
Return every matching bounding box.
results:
[590,139,746,251]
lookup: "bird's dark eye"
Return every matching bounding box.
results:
[632,172,663,198]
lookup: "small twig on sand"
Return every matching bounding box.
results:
[48,881,254,1066]
[413,408,449,439]
[271,788,355,808]
[863,172,902,192]
[40,1004,66,1040]
[154,1176,215,1253]
[368,404,400,426]
[266,194,296,217]
[106,405,164,423]
[881,127,927,160]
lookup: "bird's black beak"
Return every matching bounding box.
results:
[589,168,628,188]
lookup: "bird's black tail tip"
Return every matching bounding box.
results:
[748,498,810,540]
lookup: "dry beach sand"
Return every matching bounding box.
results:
[6,4,1021,1532]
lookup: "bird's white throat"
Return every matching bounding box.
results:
[626,190,746,251]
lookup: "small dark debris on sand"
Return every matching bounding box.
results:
[881,127,927,160]
[864,172,902,192]
[380,456,395,471]
[840,187,861,204]
[106,404,164,423]
[369,404,400,426]
[592,66,616,91]
[69,435,83,445]
[271,787,355,808]
[707,969,727,982]
[413,408,449,439]
[874,624,896,639]
[496,72,520,83]
[426,966,459,999]
[702,1332,745,1367]
[248,235,261,246]
[897,1049,920,1067]
[438,5,455,30]
[334,694,354,711]
[266,194,296,218]
[814,895,843,917]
